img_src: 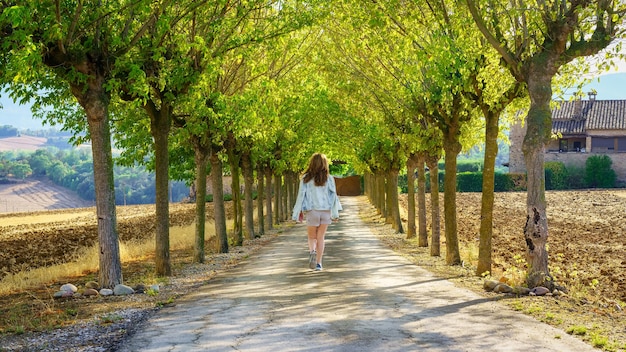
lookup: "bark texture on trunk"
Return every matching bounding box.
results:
[416,153,428,246]
[387,169,403,233]
[406,157,417,239]
[70,80,122,289]
[242,152,255,240]
[229,154,243,246]
[426,156,440,257]
[256,165,265,236]
[149,107,171,276]
[88,105,123,288]
[264,167,273,231]
[477,110,499,276]
[376,172,386,217]
[210,150,228,253]
[443,142,461,265]
[523,71,554,289]
[193,143,209,263]
[274,173,281,225]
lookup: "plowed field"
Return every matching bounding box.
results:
[0,203,203,279]
[401,190,626,304]
[0,178,93,214]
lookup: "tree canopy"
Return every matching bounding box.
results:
[2,0,624,287]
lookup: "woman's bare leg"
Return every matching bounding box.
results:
[315,224,329,265]
[307,226,318,252]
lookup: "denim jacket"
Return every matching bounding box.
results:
[292,175,342,220]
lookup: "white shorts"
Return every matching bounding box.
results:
[306,210,331,226]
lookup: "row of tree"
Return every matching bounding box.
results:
[319,1,625,290]
[1,1,624,291]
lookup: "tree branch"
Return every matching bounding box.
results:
[465,0,523,81]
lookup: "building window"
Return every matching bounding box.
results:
[559,139,568,152]
[573,141,582,152]
[593,137,615,152]
[618,138,626,152]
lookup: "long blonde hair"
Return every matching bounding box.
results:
[303,153,329,186]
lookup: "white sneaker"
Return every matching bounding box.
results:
[308,251,316,269]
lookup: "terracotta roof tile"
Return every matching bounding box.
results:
[552,100,626,133]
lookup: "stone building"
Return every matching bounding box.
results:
[509,94,626,182]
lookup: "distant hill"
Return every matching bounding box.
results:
[0,178,93,213]
[0,135,47,152]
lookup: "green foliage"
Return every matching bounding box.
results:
[456,172,483,192]
[455,171,514,192]
[545,161,568,190]
[584,155,616,188]
[457,159,483,172]
[9,161,32,179]
[493,172,514,192]
[398,173,409,194]
[437,159,482,173]
[564,165,586,189]
[330,162,356,177]
[425,171,445,192]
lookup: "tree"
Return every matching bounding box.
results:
[1,1,160,288]
[9,160,31,179]
[466,0,626,288]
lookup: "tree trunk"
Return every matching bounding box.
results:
[256,165,265,236]
[274,173,281,225]
[80,91,122,288]
[406,156,417,239]
[376,172,386,217]
[192,141,209,263]
[282,173,289,221]
[149,107,171,276]
[416,152,428,247]
[523,73,554,289]
[229,153,243,246]
[477,110,499,276]
[210,149,228,253]
[364,173,371,199]
[385,172,394,226]
[387,168,404,233]
[442,126,462,265]
[242,151,255,240]
[264,167,273,230]
[426,155,441,257]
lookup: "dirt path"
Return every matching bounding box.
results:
[119,197,595,352]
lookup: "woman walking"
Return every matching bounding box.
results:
[292,153,342,271]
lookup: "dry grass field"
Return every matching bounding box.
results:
[0,136,47,152]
